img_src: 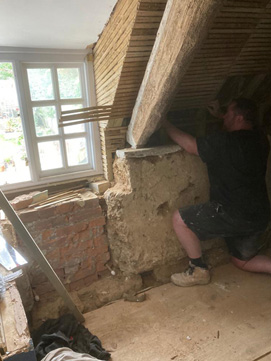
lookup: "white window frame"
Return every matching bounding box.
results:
[0,47,102,191]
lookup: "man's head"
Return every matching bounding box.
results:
[223,98,258,131]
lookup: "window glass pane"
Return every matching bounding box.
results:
[57,68,82,99]
[33,106,58,137]
[38,141,62,170]
[61,104,85,134]
[27,68,54,101]
[0,62,31,185]
[65,138,88,166]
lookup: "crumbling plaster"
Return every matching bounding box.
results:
[105,145,217,274]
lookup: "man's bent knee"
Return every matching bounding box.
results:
[231,256,247,270]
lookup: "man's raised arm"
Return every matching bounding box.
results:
[163,121,199,156]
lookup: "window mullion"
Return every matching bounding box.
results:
[18,61,42,182]
[78,63,93,167]
[51,65,68,170]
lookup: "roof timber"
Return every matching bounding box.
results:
[127,0,223,148]
[126,0,271,146]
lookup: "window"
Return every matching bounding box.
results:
[0,49,102,191]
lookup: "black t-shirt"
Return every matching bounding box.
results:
[197,129,270,222]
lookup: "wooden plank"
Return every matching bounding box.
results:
[127,0,223,147]
[139,2,167,11]
[137,10,164,16]
[61,105,112,115]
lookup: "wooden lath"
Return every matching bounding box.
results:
[171,0,271,111]
[59,105,130,127]
[93,0,139,108]
[108,0,167,128]
[93,0,166,128]
[92,0,166,180]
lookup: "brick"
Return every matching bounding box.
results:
[77,239,93,252]
[60,255,83,268]
[78,229,93,242]
[80,256,95,269]
[69,279,85,291]
[50,214,70,228]
[83,274,98,287]
[96,261,107,273]
[11,194,33,211]
[55,268,65,281]
[81,197,99,209]
[70,266,96,283]
[32,219,54,232]
[46,248,60,262]
[88,216,106,227]
[55,223,88,238]
[37,206,56,219]
[64,264,80,276]
[72,233,80,243]
[55,202,74,215]
[19,210,40,223]
[93,235,108,248]
[97,251,110,264]
[42,229,53,241]
[92,226,104,238]
[60,246,76,260]
[95,244,109,255]
[68,207,102,223]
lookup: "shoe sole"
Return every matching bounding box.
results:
[170,275,210,287]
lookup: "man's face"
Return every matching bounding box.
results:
[223,102,238,131]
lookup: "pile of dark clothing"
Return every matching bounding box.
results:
[31,314,111,361]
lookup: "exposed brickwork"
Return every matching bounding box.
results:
[16,192,110,296]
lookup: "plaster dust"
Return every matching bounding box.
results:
[84,263,271,361]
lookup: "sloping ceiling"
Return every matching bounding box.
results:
[93,0,167,127]
[94,0,271,124]
[172,0,271,110]
[92,0,271,176]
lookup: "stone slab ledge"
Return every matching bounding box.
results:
[116,145,182,159]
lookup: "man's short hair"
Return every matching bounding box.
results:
[232,98,258,127]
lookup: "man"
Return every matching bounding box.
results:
[164,98,271,287]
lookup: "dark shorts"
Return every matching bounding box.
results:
[179,201,269,261]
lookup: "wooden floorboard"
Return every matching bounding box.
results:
[84,263,271,361]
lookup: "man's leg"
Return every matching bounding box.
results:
[231,255,271,273]
[171,210,210,287]
[172,210,202,258]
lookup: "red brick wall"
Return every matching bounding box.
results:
[17,194,110,295]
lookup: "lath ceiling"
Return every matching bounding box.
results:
[97,0,271,121]
[172,0,271,110]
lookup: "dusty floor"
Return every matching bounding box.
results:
[84,263,271,361]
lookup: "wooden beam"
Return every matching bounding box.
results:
[127,0,223,147]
